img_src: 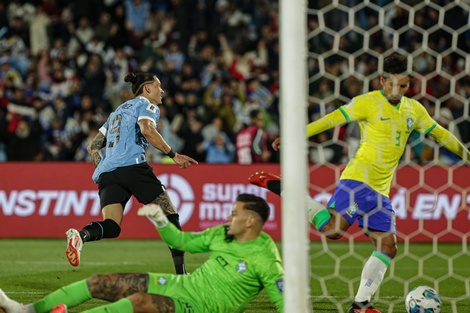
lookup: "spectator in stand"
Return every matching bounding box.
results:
[107,3,131,49]
[0,81,8,161]
[5,87,34,133]
[67,17,94,57]
[205,132,236,164]
[82,56,108,111]
[236,108,270,164]
[0,0,468,165]
[124,0,151,45]
[74,121,99,162]
[178,114,206,162]
[213,92,238,136]
[202,115,225,142]
[0,57,22,88]
[145,105,183,163]
[94,11,114,44]
[246,78,274,111]
[29,5,51,56]
[31,97,54,140]
[164,42,185,73]
[5,119,41,161]
[45,115,81,161]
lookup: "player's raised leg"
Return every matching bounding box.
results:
[249,171,332,230]
[66,203,123,267]
[248,171,281,195]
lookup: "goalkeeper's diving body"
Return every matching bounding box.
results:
[249,52,470,313]
[0,194,284,313]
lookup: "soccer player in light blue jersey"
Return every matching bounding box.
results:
[0,194,284,313]
[65,72,198,275]
[250,52,470,313]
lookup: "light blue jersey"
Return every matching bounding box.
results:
[92,96,160,183]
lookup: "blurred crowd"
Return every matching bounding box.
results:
[307,0,470,165]
[0,0,468,165]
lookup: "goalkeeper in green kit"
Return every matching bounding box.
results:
[0,193,284,313]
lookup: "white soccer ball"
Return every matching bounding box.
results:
[405,286,441,313]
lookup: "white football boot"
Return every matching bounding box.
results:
[65,229,83,267]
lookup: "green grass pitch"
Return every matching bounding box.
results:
[0,239,468,312]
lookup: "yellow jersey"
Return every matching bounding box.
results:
[306,90,469,196]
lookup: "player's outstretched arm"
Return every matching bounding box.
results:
[138,204,209,253]
[306,109,348,138]
[428,123,470,162]
[273,109,347,151]
[139,119,198,168]
[172,153,198,169]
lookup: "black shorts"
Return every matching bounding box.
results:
[97,163,165,208]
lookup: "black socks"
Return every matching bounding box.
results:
[79,219,121,242]
[167,213,187,274]
[267,180,282,195]
[78,214,187,274]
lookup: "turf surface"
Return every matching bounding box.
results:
[0,239,468,312]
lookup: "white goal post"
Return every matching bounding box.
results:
[280,0,311,312]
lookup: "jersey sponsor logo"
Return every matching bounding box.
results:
[276,279,283,293]
[146,103,157,113]
[236,259,249,274]
[380,117,391,121]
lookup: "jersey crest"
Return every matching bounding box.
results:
[236,259,249,274]
[407,117,414,130]
[346,203,358,218]
[156,276,167,285]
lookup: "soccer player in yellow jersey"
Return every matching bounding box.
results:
[249,52,470,313]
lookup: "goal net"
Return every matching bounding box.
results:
[305,1,470,312]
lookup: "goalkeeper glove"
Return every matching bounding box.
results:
[138,204,169,228]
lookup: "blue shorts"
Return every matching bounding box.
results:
[326,180,396,234]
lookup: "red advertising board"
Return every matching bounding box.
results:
[0,163,469,242]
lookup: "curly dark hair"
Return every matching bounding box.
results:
[382,52,411,77]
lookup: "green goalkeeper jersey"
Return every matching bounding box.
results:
[153,223,284,313]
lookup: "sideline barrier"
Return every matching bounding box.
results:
[0,163,469,242]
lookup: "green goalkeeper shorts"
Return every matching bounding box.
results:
[147,273,202,313]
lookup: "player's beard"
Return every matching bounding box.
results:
[387,98,400,105]
[224,225,234,242]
